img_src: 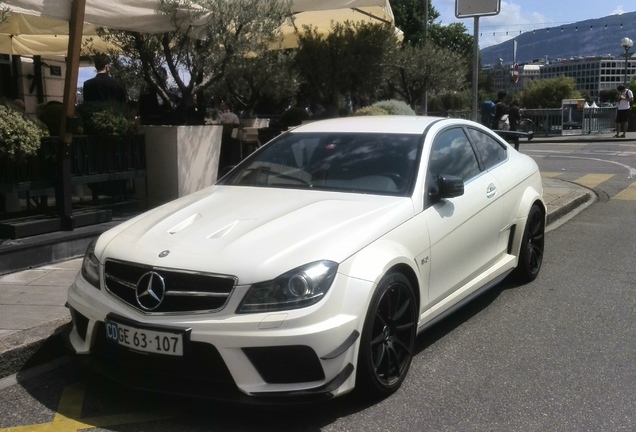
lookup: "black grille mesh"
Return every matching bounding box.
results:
[104,260,235,313]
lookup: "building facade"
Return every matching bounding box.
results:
[540,55,635,100]
[486,54,636,102]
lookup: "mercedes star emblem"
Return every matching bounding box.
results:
[135,271,166,311]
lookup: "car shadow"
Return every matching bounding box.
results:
[10,278,528,431]
[413,276,525,355]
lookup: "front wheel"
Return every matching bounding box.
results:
[513,204,545,282]
[356,273,417,400]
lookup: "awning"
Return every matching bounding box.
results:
[1,0,396,55]
[0,13,115,56]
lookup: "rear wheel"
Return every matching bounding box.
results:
[356,273,417,399]
[513,204,545,282]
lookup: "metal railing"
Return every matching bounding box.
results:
[582,106,617,134]
[1,135,146,216]
[436,106,618,136]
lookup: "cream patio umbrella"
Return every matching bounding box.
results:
[1,0,396,229]
[2,0,396,54]
[0,13,115,56]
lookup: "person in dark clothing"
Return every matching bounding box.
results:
[491,90,509,130]
[83,56,127,106]
[481,100,495,127]
[508,99,522,150]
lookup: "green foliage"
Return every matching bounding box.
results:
[391,0,439,46]
[78,102,136,136]
[391,0,473,59]
[209,50,299,117]
[372,100,416,116]
[353,106,389,116]
[0,103,48,162]
[97,0,294,122]
[428,92,471,112]
[386,44,468,109]
[295,21,400,113]
[519,76,582,109]
[428,22,473,59]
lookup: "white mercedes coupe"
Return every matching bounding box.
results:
[67,116,545,403]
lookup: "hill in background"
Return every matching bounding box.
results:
[480,11,636,66]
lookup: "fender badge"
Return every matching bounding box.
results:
[158,250,170,258]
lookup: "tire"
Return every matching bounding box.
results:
[513,204,545,282]
[356,272,417,399]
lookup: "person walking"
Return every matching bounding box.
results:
[614,84,633,138]
[83,55,127,106]
[508,99,522,150]
[492,90,509,130]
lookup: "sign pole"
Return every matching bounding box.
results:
[472,16,479,121]
[455,0,501,122]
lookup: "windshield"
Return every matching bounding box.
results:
[219,132,422,197]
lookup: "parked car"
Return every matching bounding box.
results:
[66,116,546,403]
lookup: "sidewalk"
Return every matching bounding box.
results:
[528,130,636,144]
[0,176,598,380]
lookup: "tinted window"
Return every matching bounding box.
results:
[220,132,421,196]
[429,128,480,181]
[466,128,507,170]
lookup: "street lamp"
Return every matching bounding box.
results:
[621,37,633,85]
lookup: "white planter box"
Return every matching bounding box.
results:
[140,125,222,207]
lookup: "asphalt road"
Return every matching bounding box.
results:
[1,139,635,431]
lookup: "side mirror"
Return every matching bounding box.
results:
[428,174,464,203]
[439,174,464,198]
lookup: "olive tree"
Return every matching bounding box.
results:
[294,21,400,115]
[519,76,581,109]
[98,0,293,123]
[386,43,468,109]
[208,50,299,117]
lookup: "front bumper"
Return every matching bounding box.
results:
[66,272,372,402]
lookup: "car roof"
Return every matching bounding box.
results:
[290,115,448,135]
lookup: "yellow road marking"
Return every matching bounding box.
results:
[0,381,180,432]
[541,172,563,178]
[614,182,636,200]
[574,173,615,189]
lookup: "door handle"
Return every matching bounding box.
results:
[486,183,497,199]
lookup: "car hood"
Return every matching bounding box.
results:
[97,186,415,284]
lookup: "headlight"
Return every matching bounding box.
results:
[237,261,338,313]
[81,237,101,289]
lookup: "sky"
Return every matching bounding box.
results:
[433,0,632,48]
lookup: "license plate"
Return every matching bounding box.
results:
[105,319,184,356]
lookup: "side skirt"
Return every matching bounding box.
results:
[416,264,514,335]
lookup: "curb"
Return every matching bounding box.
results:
[0,221,120,276]
[546,188,596,226]
[530,135,636,144]
[0,317,71,380]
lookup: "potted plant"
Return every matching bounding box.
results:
[0,101,49,213]
[0,103,48,163]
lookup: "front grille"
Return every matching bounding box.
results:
[104,260,236,314]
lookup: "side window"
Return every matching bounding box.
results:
[429,128,481,181]
[466,128,507,170]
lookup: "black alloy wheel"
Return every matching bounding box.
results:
[356,272,417,399]
[514,204,545,282]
